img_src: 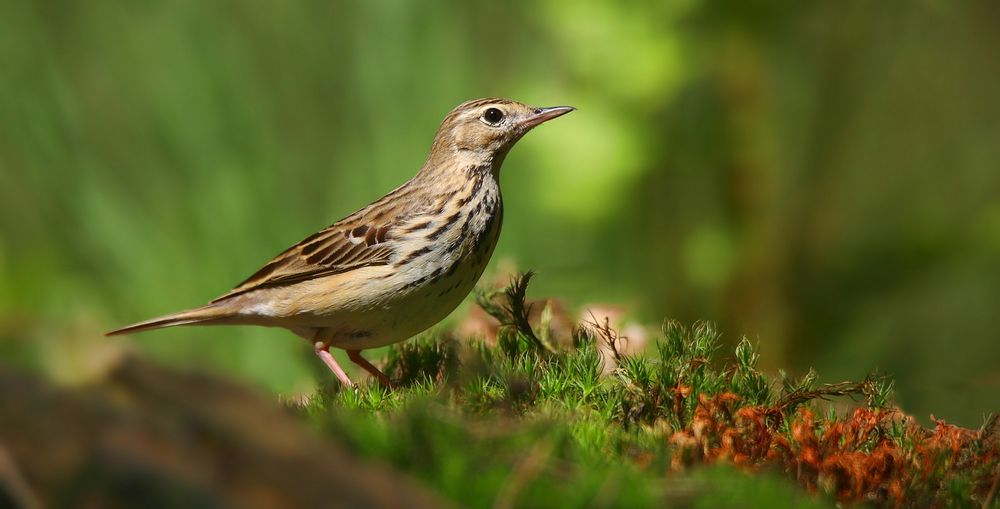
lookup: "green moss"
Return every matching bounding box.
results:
[286,276,997,508]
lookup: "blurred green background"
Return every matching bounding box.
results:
[2,1,997,425]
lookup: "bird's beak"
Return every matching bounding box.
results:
[521,106,576,129]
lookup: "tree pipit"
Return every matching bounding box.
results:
[107,98,574,388]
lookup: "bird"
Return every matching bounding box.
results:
[107,98,574,388]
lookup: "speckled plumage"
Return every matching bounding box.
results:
[107,98,574,387]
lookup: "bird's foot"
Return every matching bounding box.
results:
[347,350,394,389]
[313,342,356,389]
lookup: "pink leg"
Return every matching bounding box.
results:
[347,350,393,388]
[314,343,355,388]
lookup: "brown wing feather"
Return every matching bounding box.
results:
[212,215,399,303]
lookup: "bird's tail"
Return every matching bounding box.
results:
[105,303,234,336]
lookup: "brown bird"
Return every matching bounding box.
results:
[107,98,574,388]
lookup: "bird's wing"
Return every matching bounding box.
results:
[211,216,399,303]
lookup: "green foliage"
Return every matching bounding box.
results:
[286,275,1000,508]
[295,321,999,507]
[383,333,460,388]
[296,324,839,509]
[733,338,771,406]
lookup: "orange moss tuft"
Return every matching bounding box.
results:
[669,395,999,506]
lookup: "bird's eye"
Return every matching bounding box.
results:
[482,108,504,125]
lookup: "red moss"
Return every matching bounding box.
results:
[668,394,1000,506]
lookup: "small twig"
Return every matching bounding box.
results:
[583,311,625,364]
[977,414,999,442]
[776,380,868,414]
[776,372,892,414]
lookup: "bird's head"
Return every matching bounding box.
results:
[427,98,574,169]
